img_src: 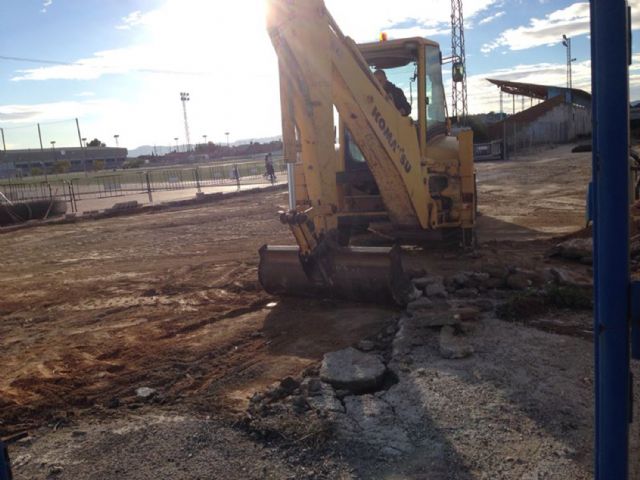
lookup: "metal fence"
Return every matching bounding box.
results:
[0,158,287,213]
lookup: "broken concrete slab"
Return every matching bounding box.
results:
[406,297,434,312]
[411,312,460,328]
[337,394,414,455]
[548,237,592,261]
[320,347,386,393]
[425,282,448,299]
[439,326,474,359]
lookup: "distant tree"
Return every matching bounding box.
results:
[30,166,43,176]
[87,138,106,147]
[123,158,143,169]
[53,160,71,174]
[93,159,105,171]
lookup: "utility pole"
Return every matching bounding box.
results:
[450,0,468,124]
[562,35,576,101]
[180,92,191,152]
[0,128,5,151]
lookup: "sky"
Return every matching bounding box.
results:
[1,0,640,150]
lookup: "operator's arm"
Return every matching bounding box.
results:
[391,85,412,116]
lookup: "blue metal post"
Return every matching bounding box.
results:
[591,1,631,478]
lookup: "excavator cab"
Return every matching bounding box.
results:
[335,38,466,244]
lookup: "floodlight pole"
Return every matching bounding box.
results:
[180,92,191,152]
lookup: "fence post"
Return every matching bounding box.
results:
[145,172,153,203]
[195,166,201,193]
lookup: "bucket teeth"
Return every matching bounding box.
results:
[258,244,415,306]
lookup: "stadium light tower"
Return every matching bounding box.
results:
[114,134,120,147]
[451,0,468,124]
[180,92,192,152]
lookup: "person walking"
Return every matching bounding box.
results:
[232,164,240,191]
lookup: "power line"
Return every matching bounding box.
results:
[0,54,204,76]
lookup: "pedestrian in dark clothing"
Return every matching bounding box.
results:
[232,164,240,190]
[264,152,276,184]
[373,69,412,116]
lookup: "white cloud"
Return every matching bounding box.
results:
[75,91,95,97]
[325,0,498,43]
[482,1,640,53]
[481,3,589,53]
[116,11,144,30]
[41,0,53,13]
[478,11,505,25]
[4,0,280,148]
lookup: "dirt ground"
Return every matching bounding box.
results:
[0,145,630,479]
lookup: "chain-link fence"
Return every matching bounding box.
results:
[0,157,287,213]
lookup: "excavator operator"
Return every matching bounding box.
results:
[373,69,412,117]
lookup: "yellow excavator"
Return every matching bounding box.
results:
[259,0,476,305]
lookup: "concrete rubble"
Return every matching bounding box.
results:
[320,347,386,393]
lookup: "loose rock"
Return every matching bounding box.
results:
[320,347,386,393]
[411,312,460,327]
[455,288,479,298]
[406,297,434,312]
[425,282,448,299]
[506,273,530,290]
[279,377,300,395]
[439,326,474,359]
[356,339,376,352]
[135,387,157,399]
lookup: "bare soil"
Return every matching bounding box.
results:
[2,145,625,479]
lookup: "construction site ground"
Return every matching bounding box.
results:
[2,144,639,479]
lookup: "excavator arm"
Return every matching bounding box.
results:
[268,0,432,232]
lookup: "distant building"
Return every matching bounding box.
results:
[486,79,592,153]
[0,146,128,177]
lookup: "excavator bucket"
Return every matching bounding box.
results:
[258,244,416,306]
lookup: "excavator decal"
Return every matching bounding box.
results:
[371,106,412,173]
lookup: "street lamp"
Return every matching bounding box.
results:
[203,134,207,145]
[48,140,56,181]
[174,137,179,153]
[114,134,120,147]
[81,137,88,175]
[225,131,230,148]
